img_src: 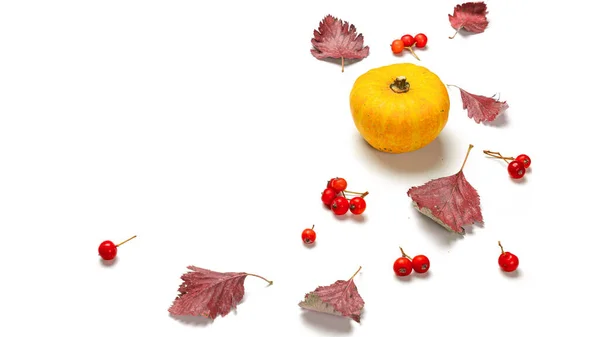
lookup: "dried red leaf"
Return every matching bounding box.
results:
[449,85,508,124]
[311,14,369,72]
[407,145,483,234]
[298,266,364,322]
[448,2,489,39]
[168,266,272,319]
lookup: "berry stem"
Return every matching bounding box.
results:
[498,241,505,255]
[341,190,347,199]
[390,76,410,94]
[344,190,369,198]
[348,266,362,281]
[116,235,137,247]
[459,144,475,172]
[449,29,460,39]
[405,46,420,61]
[483,150,514,164]
[399,246,412,260]
[246,273,274,285]
[311,224,315,230]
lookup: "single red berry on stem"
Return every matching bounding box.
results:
[98,235,136,261]
[414,33,428,48]
[331,178,347,193]
[302,225,316,244]
[393,257,413,276]
[515,154,531,169]
[331,196,349,215]
[321,188,337,207]
[507,160,526,179]
[401,34,414,46]
[391,39,405,54]
[498,241,519,272]
[412,255,430,273]
[349,197,366,215]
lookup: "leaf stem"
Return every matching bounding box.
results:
[246,273,273,285]
[459,144,475,172]
[348,266,362,281]
[449,28,460,39]
[116,235,137,247]
[341,56,345,73]
[483,150,514,164]
[399,246,412,260]
[498,241,505,255]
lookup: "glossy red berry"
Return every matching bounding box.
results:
[321,188,337,207]
[412,255,430,273]
[331,196,349,215]
[393,257,413,276]
[414,33,428,48]
[498,241,519,272]
[349,197,366,215]
[98,235,136,261]
[507,160,526,179]
[302,225,316,244]
[326,178,335,189]
[98,240,117,260]
[391,39,405,54]
[331,178,347,193]
[515,154,531,169]
[400,34,414,46]
[498,252,519,272]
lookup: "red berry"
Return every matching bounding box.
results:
[321,188,337,207]
[498,241,519,272]
[331,178,347,193]
[400,34,414,46]
[393,257,413,276]
[515,154,531,169]
[349,197,366,215]
[331,197,349,215]
[391,39,405,54]
[301,226,316,244]
[98,240,117,260]
[498,252,519,272]
[326,178,335,189]
[412,255,430,273]
[414,33,428,48]
[507,160,526,179]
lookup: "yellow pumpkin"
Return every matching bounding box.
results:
[349,63,450,153]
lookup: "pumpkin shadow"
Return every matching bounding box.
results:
[354,134,447,174]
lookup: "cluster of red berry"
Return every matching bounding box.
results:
[484,150,532,180]
[321,177,369,216]
[393,247,430,276]
[391,33,428,60]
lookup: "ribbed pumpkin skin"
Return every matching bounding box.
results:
[349,63,450,153]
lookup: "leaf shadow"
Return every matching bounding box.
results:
[500,269,522,279]
[354,133,447,174]
[169,314,213,326]
[301,311,353,334]
[99,257,118,267]
[411,208,464,247]
[484,112,509,127]
[320,57,363,70]
[450,29,482,39]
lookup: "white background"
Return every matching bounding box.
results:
[1,0,599,336]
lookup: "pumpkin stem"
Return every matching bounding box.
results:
[390,76,410,93]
